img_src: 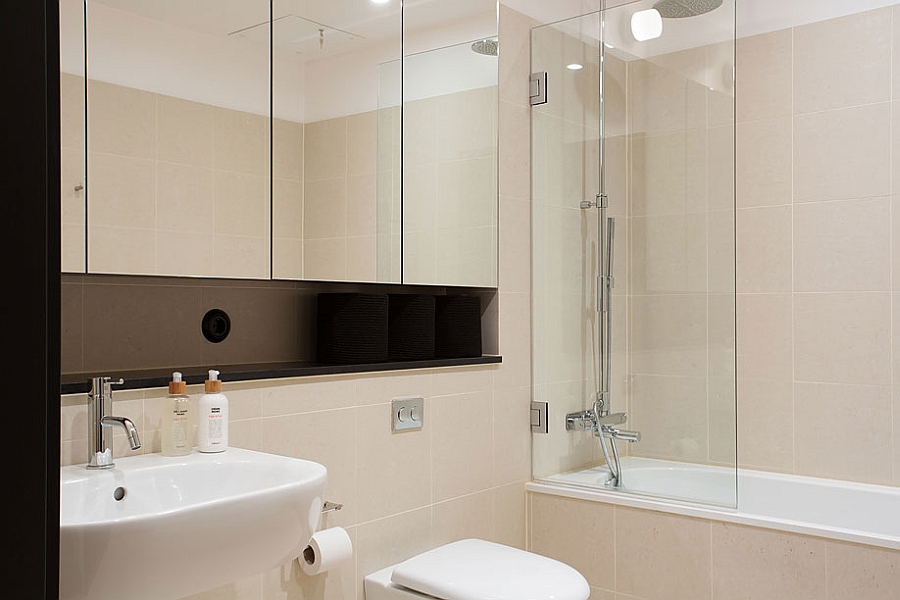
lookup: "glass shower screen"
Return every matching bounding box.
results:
[531,0,736,507]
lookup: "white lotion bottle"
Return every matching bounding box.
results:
[197,369,228,453]
[161,372,192,457]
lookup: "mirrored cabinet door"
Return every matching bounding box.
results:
[402,0,499,288]
[78,0,272,278]
[271,0,402,283]
[60,0,87,274]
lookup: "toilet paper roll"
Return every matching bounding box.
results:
[300,527,353,576]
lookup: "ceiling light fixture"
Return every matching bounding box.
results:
[567,63,583,71]
[631,8,663,41]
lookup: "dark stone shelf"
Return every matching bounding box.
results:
[61,355,502,395]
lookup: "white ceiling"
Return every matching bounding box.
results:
[91,0,497,60]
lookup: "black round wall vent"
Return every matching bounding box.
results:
[201,309,231,343]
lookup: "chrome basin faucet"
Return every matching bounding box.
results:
[87,376,141,469]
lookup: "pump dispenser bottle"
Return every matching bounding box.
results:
[198,369,228,453]
[161,372,192,456]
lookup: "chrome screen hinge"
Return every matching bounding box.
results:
[530,72,548,106]
[531,401,549,433]
[581,193,607,210]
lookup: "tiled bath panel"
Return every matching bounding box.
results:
[531,493,900,600]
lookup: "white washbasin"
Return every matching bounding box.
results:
[59,448,327,600]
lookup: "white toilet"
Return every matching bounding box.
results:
[364,538,590,600]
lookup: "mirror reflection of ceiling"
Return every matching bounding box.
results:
[91,0,498,61]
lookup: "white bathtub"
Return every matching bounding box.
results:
[528,457,900,549]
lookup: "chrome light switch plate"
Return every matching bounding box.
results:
[391,397,424,432]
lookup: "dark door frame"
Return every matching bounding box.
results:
[2,1,61,597]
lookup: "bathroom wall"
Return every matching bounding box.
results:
[58,6,534,600]
[735,5,900,487]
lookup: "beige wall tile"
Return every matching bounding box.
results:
[530,493,615,590]
[499,197,530,294]
[630,295,707,379]
[272,238,303,280]
[793,8,891,114]
[88,80,155,158]
[630,213,707,294]
[273,118,303,181]
[356,403,431,522]
[707,124,735,212]
[737,379,794,472]
[735,29,792,122]
[304,238,346,281]
[345,236,377,282]
[827,540,900,600]
[736,205,792,293]
[895,388,900,486]
[895,6,900,101]
[630,130,706,217]
[346,174,377,238]
[737,294,792,382]
[156,231,214,277]
[436,157,497,230]
[793,292,891,385]
[793,197,891,292]
[431,392,493,502]
[437,86,497,162]
[261,409,358,527]
[893,103,900,194]
[157,162,215,233]
[304,179,347,240]
[531,380,596,478]
[354,371,431,407]
[499,6,538,108]
[88,153,156,229]
[60,72,85,151]
[491,482,527,550]
[213,108,268,176]
[494,291,531,388]
[615,508,711,600]
[214,171,268,237]
[403,98,437,167]
[432,490,494,548]
[795,382,893,484]
[735,117,792,209]
[88,226,156,275]
[794,103,890,203]
[629,375,709,463]
[348,111,377,177]
[498,100,531,199]
[213,234,269,279]
[711,523,826,600]
[181,573,262,600]
[272,177,303,239]
[156,95,214,168]
[305,117,348,181]
[261,377,357,417]
[492,386,532,485]
[355,506,433,586]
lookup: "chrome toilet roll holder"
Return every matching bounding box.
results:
[322,501,343,514]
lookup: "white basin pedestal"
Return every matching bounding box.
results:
[60,448,327,600]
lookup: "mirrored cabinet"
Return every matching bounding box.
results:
[60,0,498,288]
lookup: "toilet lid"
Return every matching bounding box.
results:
[390,539,590,600]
